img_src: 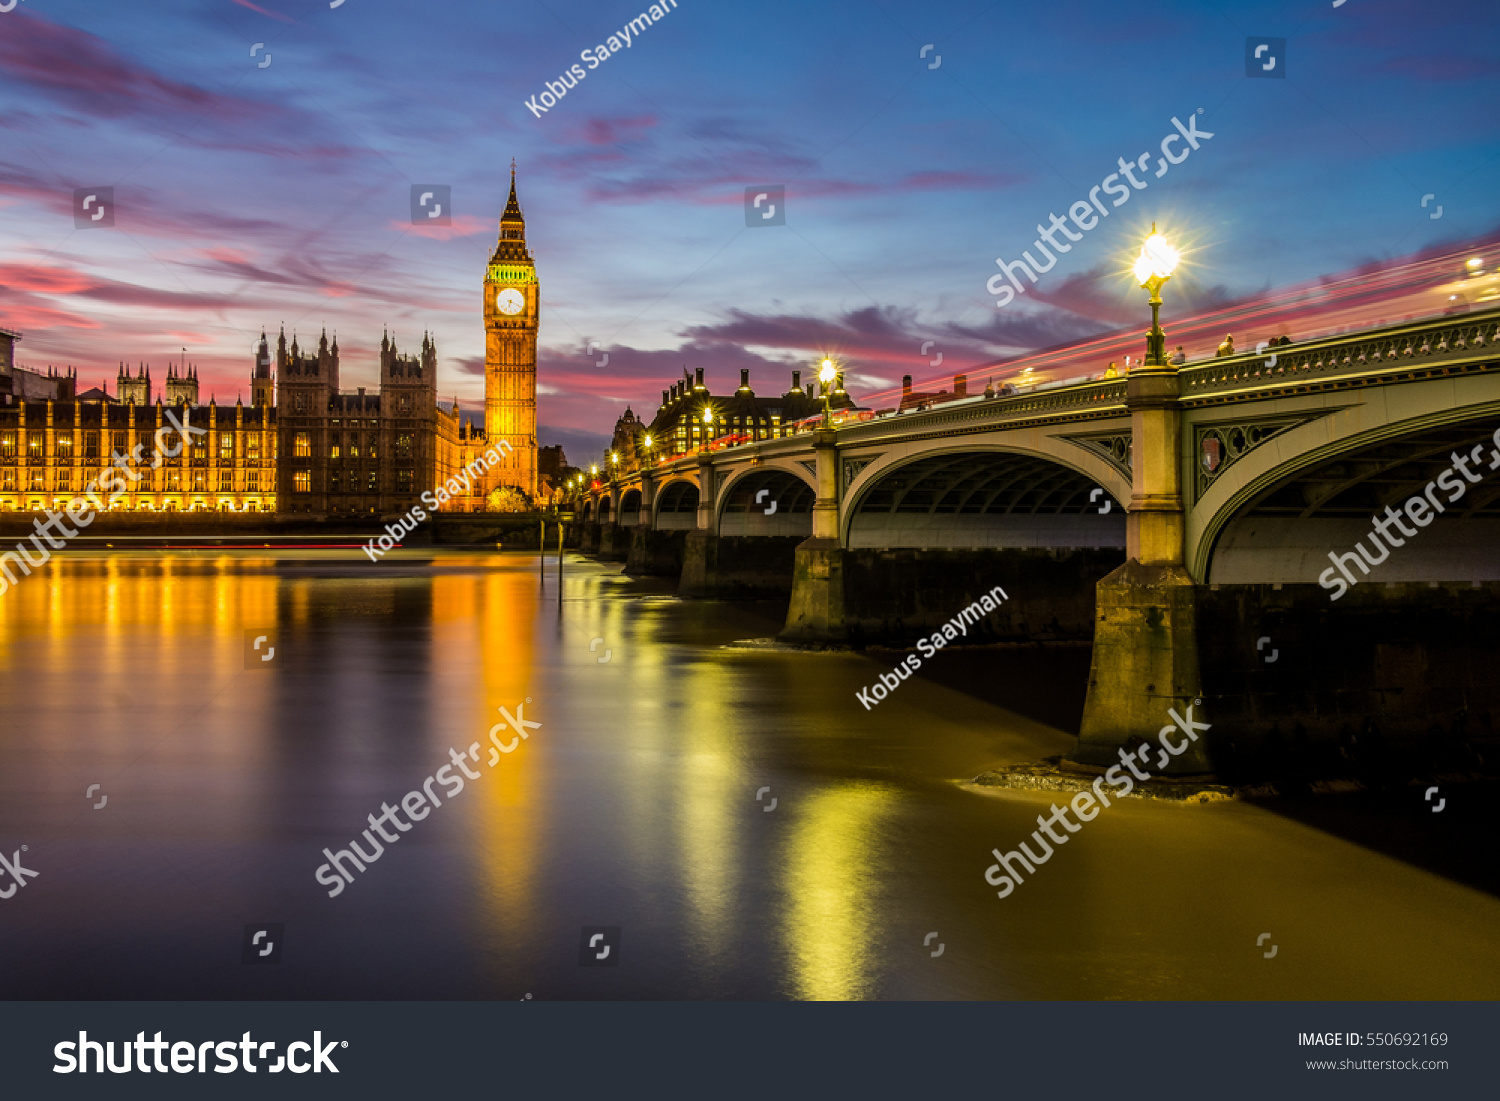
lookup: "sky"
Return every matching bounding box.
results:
[1,0,1497,462]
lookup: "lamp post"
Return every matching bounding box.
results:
[700,407,715,451]
[817,358,838,427]
[1133,223,1180,368]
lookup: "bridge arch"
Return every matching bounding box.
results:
[842,446,1128,550]
[580,499,594,524]
[619,488,642,526]
[1199,411,1500,585]
[716,464,816,537]
[597,494,613,524]
[654,478,700,530]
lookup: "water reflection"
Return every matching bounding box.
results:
[783,782,898,1001]
[0,551,1497,1001]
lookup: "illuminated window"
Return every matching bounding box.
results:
[367,471,378,492]
[192,470,206,491]
[367,436,377,460]
[294,471,310,493]
[247,471,259,492]
[397,469,412,493]
[294,432,310,458]
[56,433,73,459]
[138,470,153,490]
[167,470,181,491]
[57,469,71,491]
[0,432,13,457]
[294,393,307,413]
[85,432,98,459]
[218,470,232,492]
[219,436,233,460]
[329,471,340,492]
[330,440,341,460]
[192,434,207,460]
[112,431,126,456]
[396,433,412,459]
[248,436,260,458]
[1,469,12,491]
[349,435,359,459]
[28,434,41,458]
[28,469,43,490]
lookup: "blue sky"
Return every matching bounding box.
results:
[1,0,1496,459]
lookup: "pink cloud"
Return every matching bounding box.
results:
[390,214,491,239]
[228,0,299,24]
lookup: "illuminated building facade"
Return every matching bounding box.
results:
[481,165,540,504]
[0,169,548,517]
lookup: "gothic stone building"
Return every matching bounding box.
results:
[0,173,545,518]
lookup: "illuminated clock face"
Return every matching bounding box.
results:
[496,288,525,315]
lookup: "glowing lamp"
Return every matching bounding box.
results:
[1134,230,1179,286]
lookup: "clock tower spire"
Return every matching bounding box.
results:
[483,161,539,502]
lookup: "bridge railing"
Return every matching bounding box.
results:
[1179,309,1500,396]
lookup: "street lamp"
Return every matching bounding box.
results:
[701,407,715,450]
[818,357,838,427]
[1133,223,1180,367]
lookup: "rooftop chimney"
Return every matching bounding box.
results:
[902,374,912,397]
[694,367,704,388]
[955,374,967,398]
[791,369,801,391]
[739,369,750,391]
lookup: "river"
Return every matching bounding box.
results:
[0,551,1495,1000]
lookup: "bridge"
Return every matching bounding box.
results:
[572,311,1500,779]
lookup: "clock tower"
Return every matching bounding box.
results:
[483,163,539,502]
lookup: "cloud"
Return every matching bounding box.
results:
[228,0,299,23]
[393,215,491,239]
[538,112,1023,206]
[1026,262,1238,327]
[0,12,273,126]
[0,12,366,164]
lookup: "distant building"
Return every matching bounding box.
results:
[899,373,968,412]
[626,366,849,469]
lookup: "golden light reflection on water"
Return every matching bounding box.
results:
[668,664,738,974]
[783,782,898,1001]
[433,566,542,966]
[0,556,280,648]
